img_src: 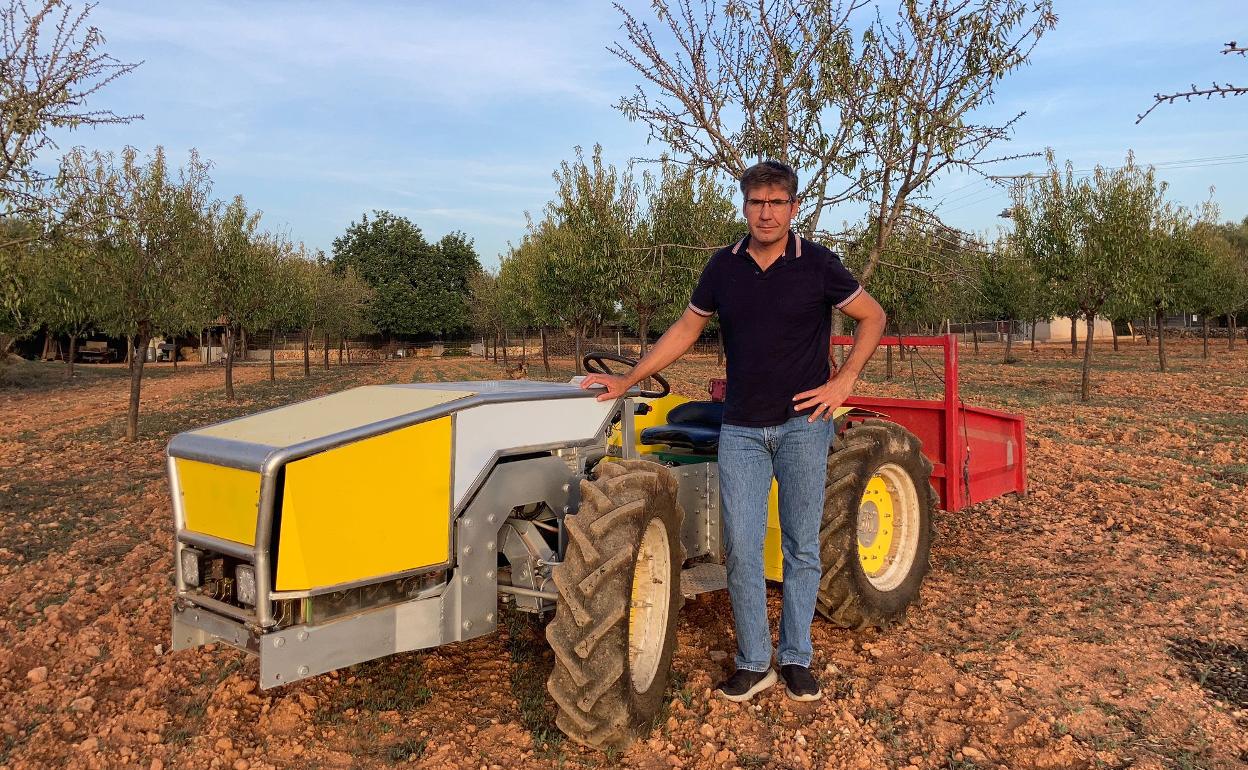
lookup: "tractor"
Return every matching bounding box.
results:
[167,334,1025,749]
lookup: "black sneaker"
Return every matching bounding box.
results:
[714,668,778,702]
[779,664,823,701]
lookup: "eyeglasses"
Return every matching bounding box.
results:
[744,197,793,211]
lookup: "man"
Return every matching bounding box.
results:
[580,160,886,703]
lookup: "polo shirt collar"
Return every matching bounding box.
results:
[730,230,802,261]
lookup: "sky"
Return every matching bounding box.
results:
[39,0,1248,268]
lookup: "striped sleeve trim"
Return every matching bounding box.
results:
[833,285,864,310]
[688,302,713,317]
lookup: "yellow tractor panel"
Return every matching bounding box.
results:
[176,459,262,546]
[276,416,454,591]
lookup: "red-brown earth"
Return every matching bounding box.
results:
[1,339,1245,770]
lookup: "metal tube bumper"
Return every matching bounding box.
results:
[172,589,455,689]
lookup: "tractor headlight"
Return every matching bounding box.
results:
[180,548,204,587]
[237,564,259,606]
[235,565,257,606]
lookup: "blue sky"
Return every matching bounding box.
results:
[44,1,1248,268]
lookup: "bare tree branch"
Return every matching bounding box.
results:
[1137,41,1246,123]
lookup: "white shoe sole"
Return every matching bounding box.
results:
[715,668,778,702]
[784,686,823,702]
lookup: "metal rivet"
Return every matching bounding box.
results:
[562,506,570,514]
[486,613,495,623]
[485,570,495,579]
[297,666,309,676]
[486,541,495,552]
[487,513,496,523]
[297,631,309,642]
[463,575,472,585]
[463,518,473,528]
[562,483,570,492]
[273,637,285,648]
[463,545,473,555]
[463,620,473,631]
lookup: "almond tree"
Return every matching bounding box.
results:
[1015,153,1160,400]
[538,145,631,372]
[610,0,1055,284]
[59,145,212,439]
[204,195,262,400]
[28,232,105,378]
[1,0,141,233]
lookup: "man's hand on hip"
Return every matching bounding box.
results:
[580,373,633,402]
[792,374,856,422]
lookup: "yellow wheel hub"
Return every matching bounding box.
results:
[857,474,895,576]
[855,462,922,591]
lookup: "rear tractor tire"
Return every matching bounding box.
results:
[546,459,686,750]
[817,419,938,629]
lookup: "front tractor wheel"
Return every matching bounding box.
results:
[817,420,938,629]
[546,459,686,750]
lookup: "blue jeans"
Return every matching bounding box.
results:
[719,416,833,671]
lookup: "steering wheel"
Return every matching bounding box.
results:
[582,352,670,399]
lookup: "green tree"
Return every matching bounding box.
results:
[974,239,1040,364]
[331,211,479,338]
[537,146,633,372]
[204,195,262,400]
[59,145,212,439]
[629,161,741,351]
[1014,152,1160,400]
[28,232,106,378]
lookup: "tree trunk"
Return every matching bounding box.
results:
[126,334,134,369]
[639,316,650,359]
[126,332,151,442]
[502,328,509,366]
[574,327,583,374]
[1156,308,1167,373]
[1030,320,1037,351]
[1112,322,1119,351]
[521,328,527,364]
[1228,314,1236,351]
[1003,323,1013,364]
[972,327,979,356]
[240,327,247,363]
[323,331,330,369]
[338,336,344,365]
[42,328,53,361]
[540,327,551,376]
[303,329,311,377]
[225,326,236,401]
[65,334,77,380]
[1202,318,1209,359]
[1080,312,1094,402]
[269,328,277,382]
[1070,318,1078,356]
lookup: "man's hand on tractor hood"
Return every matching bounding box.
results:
[581,373,633,402]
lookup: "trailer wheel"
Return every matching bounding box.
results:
[546,459,685,750]
[817,420,937,629]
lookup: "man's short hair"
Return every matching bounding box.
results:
[740,160,798,199]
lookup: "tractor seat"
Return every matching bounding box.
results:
[639,401,723,453]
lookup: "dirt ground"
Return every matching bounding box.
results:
[1,339,1246,770]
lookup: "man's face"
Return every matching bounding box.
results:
[742,183,798,249]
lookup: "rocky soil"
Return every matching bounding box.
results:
[1,341,1246,769]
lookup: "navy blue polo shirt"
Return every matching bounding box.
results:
[689,232,862,427]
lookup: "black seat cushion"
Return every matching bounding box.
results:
[640,401,724,453]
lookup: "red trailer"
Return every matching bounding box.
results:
[833,333,1027,511]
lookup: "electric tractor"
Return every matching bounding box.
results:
[167,334,1026,749]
